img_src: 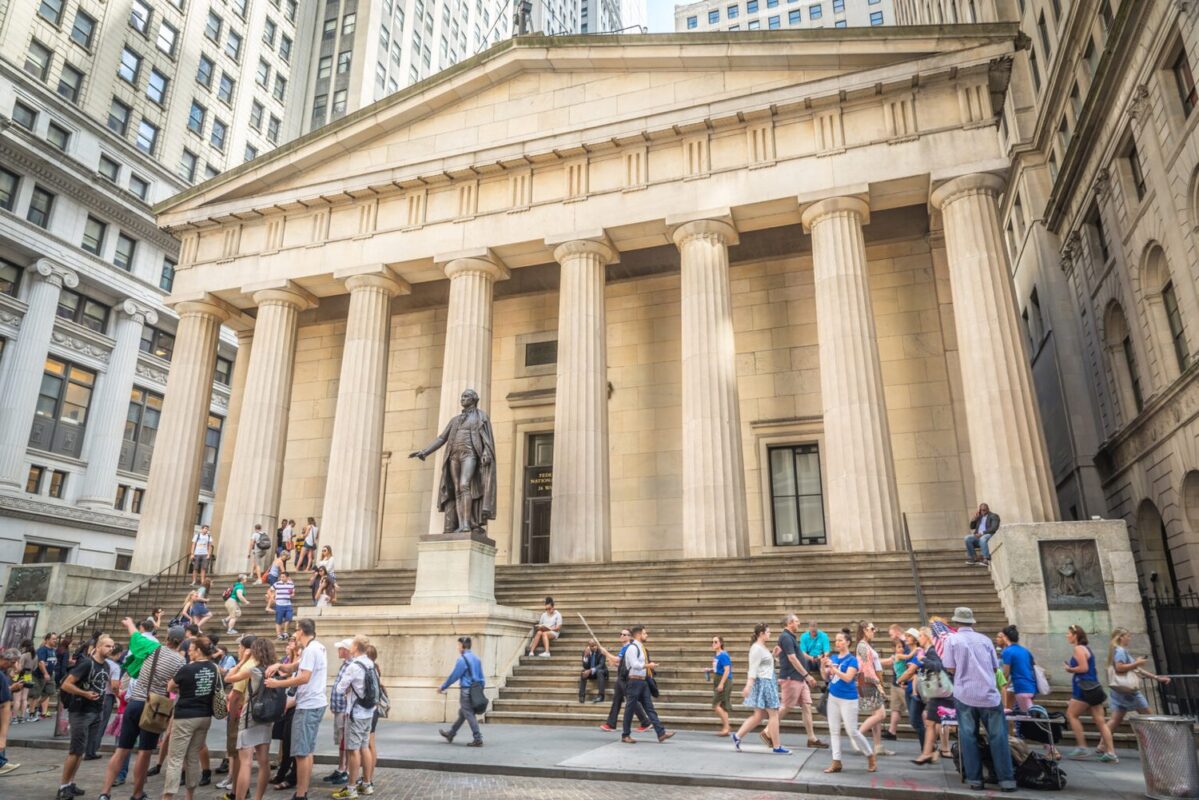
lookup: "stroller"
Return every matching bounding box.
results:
[1015,704,1067,760]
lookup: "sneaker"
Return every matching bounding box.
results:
[773,746,792,755]
[55,789,73,800]
[1066,748,1091,760]
[216,777,232,789]
[357,782,374,796]
[226,629,238,635]
[113,776,126,786]
[215,758,229,774]
[637,725,651,733]
[538,652,551,658]
[731,733,742,752]
[199,769,212,786]
[331,788,358,799]
[0,763,18,775]
[322,769,345,783]
[882,731,898,741]
[467,740,483,747]
[146,764,161,777]
[1098,753,1119,764]
[329,771,349,785]
[878,748,896,756]
[598,723,616,732]
[69,785,85,796]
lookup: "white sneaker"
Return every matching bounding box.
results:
[216,777,232,789]
[538,652,551,658]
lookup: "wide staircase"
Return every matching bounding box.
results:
[69,549,1123,744]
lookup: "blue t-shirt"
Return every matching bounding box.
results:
[1001,643,1037,695]
[0,670,11,703]
[800,630,830,660]
[712,650,733,683]
[827,653,859,700]
[903,649,923,696]
[36,645,58,676]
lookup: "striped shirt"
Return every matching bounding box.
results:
[273,580,295,607]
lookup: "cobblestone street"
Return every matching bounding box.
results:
[0,746,810,799]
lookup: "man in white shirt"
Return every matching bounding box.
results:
[528,596,562,658]
[333,636,377,798]
[265,618,327,800]
[620,626,673,744]
[190,525,214,586]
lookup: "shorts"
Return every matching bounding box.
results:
[333,711,347,747]
[344,715,372,750]
[238,718,272,750]
[225,598,242,618]
[117,700,162,751]
[254,549,273,571]
[1109,689,1149,712]
[275,605,294,624]
[780,677,812,708]
[192,602,209,617]
[31,673,54,699]
[712,679,733,712]
[291,706,324,757]
[193,555,209,572]
[68,710,100,755]
[890,684,906,708]
[266,573,280,586]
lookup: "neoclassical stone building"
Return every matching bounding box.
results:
[135,27,1060,574]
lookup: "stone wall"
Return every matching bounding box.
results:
[0,563,140,642]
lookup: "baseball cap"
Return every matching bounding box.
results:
[335,638,353,651]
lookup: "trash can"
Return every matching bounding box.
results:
[1130,715,1199,800]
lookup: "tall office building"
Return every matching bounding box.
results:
[0,0,317,587]
[581,0,622,33]
[676,0,894,31]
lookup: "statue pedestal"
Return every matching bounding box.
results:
[411,531,497,606]
[989,520,1148,669]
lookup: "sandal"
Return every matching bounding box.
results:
[273,779,295,790]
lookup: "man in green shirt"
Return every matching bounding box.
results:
[223,575,251,635]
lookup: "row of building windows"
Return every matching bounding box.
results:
[687,0,883,26]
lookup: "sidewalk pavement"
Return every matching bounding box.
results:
[8,715,1151,800]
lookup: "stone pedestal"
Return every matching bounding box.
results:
[411,532,499,606]
[989,520,1147,670]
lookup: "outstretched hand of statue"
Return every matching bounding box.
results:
[408,450,426,461]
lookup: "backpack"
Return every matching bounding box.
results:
[249,669,288,723]
[1016,750,1067,790]
[351,660,379,711]
[374,668,391,718]
[254,531,272,551]
[222,585,234,601]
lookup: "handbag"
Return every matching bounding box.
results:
[138,649,176,734]
[469,682,488,714]
[211,668,228,720]
[1077,679,1106,707]
[1034,664,1051,696]
[917,667,954,701]
[1107,663,1141,695]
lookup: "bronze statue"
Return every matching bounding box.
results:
[409,389,497,535]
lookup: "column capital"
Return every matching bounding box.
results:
[119,299,159,326]
[546,230,619,264]
[245,280,318,310]
[667,209,739,248]
[435,247,510,282]
[172,292,240,322]
[31,258,79,290]
[930,173,1007,209]
[336,264,411,297]
[801,196,871,232]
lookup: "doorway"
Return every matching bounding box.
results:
[521,433,553,564]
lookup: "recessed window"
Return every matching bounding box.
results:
[114,552,132,570]
[332,91,347,115]
[130,0,152,33]
[23,542,70,564]
[157,21,178,56]
[1030,49,1041,92]
[26,465,44,494]
[312,93,327,120]
[727,5,739,20]
[1163,281,1190,371]
[47,470,67,499]
[337,52,352,74]
[263,17,277,45]
[129,174,150,201]
[525,340,558,367]
[0,259,20,296]
[196,54,214,87]
[24,40,52,82]
[47,121,70,151]
[115,484,129,511]
[214,356,234,386]
[244,144,258,162]
[870,10,884,24]
[57,64,83,103]
[232,0,248,17]
[202,415,223,491]
[98,155,120,183]
[179,149,198,182]
[147,69,169,105]
[131,488,144,514]
[0,169,19,212]
[810,3,823,20]
[1123,334,1144,412]
[37,0,64,26]
[12,101,37,131]
[210,118,227,151]
[218,73,235,103]
[249,100,265,130]
[121,388,163,474]
[768,444,826,546]
[768,15,780,28]
[81,216,107,255]
[323,19,337,40]
[27,185,54,229]
[114,233,138,271]
[343,12,357,35]
[686,15,697,28]
[709,9,719,23]
[267,115,281,143]
[56,288,109,332]
[31,357,97,458]
[71,11,96,48]
[256,58,270,87]
[188,100,207,134]
[273,74,287,101]
[118,47,142,84]
[225,29,243,61]
[135,119,158,155]
[1128,142,1148,201]
[160,257,176,291]
[204,10,222,42]
[280,35,292,62]
[1174,48,1197,117]
[107,98,132,135]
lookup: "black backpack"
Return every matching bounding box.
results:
[249,669,288,723]
[351,661,379,711]
[1016,751,1067,790]
[255,531,272,551]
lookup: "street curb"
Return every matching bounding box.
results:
[6,736,1015,800]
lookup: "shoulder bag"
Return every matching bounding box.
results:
[211,664,228,720]
[138,649,176,734]
[1107,660,1141,695]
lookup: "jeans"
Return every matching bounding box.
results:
[955,700,1015,788]
[448,687,481,742]
[827,695,872,761]
[605,678,649,728]
[0,747,7,767]
[965,533,992,561]
[622,679,664,737]
[906,693,926,742]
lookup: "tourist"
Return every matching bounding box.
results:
[1105,627,1169,742]
[296,517,319,572]
[620,626,673,744]
[181,581,213,631]
[223,574,251,635]
[941,606,1016,791]
[235,636,278,800]
[191,524,215,586]
[281,518,296,553]
[820,629,875,773]
[333,635,377,798]
[0,647,19,775]
[731,623,788,754]
[215,634,256,794]
[265,617,328,800]
[912,626,953,764]
[854,621,889,757]
[97,622,185,800]
[248,524,274,582]
[777,614,826,748]
[269,636,300,791]
[528,596,562,657]
[894,628,925,743]
[1063,624,1117,762]
[309,564,330,604]
[799,620,831,673]
[88,641,123,760]
[161,635,218,800]
[883,624,913,740]
[706,635,732,735]
[34,631,58,719]
[314,569,338,607]
[316,544,336,577]
[57,634,113,800]
[364,645,384,788]
[16,640,36,722]
[578,639,607,704]
[997,625,1037,712]
[438,636,485,746]
[273,570,296,640]
[324,639,355,787]
[598,629,649,733]
[965,503,1000,566]
[264,552,288,609]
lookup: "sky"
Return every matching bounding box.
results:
[645,0,677,32]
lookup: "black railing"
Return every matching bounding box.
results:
[62,553,192,642]
[1142,589,1199,678]
[900,513,929,624]
[1143,674,1199,719]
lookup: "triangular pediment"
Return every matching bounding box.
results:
[158,26,1018,227]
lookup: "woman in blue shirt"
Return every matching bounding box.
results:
[1063,625,1117,763]
[998,625,1037,712]
[705,636,733,736]
[1105,628,1170,746]
[820,629,875,774]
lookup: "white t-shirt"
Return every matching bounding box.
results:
[295,639,328,711]
[538,609,562,630]
[192,531,212,556]
[305,525,319,547]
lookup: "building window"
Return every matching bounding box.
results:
[225,30,243,61]
[218,73,235,103]
[343,12,357,34]
[728,5,739,19]
[115,484,128,511]
[160,257,176,291]
[23,542,70,564]
[196,55,214,87]
[47,122,70,151]
[273,74,287,101]
[312,94,327,120]
[249,100,264,130]
[214,356,233,385]
[25,39,52,82]
[27,185,54,229]
[0,169,17,211]
[687,15,697,28]
[26,465,44,494]
[130,0,152,33]
[748,0,759,11]
[57,63,84,103]
[525,340,557,367]
[211,117,228,151]
[263,17,277,45]
[0,259,20,296]
[147,69,169,105]
[107,98,131,135]
[114,233,138,270]
[709,9,719,23]
[1123,335,1144,412]
[140,325,174,361]
[1128,142,1147,201]
[158,21,178,56]
[1174,49,1197,117]
[130,174,150,201]
[267,115,281,143]
[179,149,198,182]
[201,415,223,491]
[323,18,336,39]
[47,470,66,499]
[768,444,826,546]
[280,35,292,62]
[121,388,163,473]
[1163,281,1190,371]
[332,91,347,115]
[1037,12,1051,58]
[810,4,823,20]
[338,52,352,74]
[71,11,96,48]
[131,488,144,514]
[38,0,64,25]
[789,9,801,23]
[1029,49,1041,92]
[205,10,222,42]
[135,119,158,155]
[81,216,107,255]
[114,552,132,570]
[768,15,780,28]
[56,288,109,332]
[12,101,37,130]
[244,144,258,162]
[31,357,96,458]
[118,47,142,84]
[232,0,248,17]
[870,10,884,24]
[188,100,206,134]
[256,58,270,86]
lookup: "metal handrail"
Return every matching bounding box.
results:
[900,513,928,623]
[62,553,192,640]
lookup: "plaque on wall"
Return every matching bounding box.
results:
[0,611,37,650]
[3,566,52,603]
[1039,539,1108,610]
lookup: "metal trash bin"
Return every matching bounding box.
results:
[1130,715,1199,800]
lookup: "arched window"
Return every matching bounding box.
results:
[1134,499,1179,598]
[1103,301,1143,419]
[1141,243,1191,379]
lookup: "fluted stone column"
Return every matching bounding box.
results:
[219,283,316,550]
[669,213,749,559]
[77,300,158,509]
[802,197,901,551]
[132,296,230,573]
[546,232,617,563]
[212,330,253,576]
[931,174,1058,522]
[0,259,78,491]
[321,268,409,571]
[426,249,509,535]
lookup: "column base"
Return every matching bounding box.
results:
[411,532,498,606]
[989,521,1148,668]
